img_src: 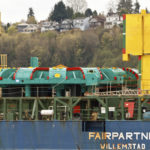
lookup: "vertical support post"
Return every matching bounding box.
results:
[19,98,22,120]
[0,12,1,36]
[37,87,39,97]
[21,87,24,97]
[121,98,125,120]
[87,99,90,120]
[69,98,73,120]
[25,85,31,97]
[138,97,142,120]
[138,56,141,92]
[35,98,38,120]
[53,98,57,120]
[105,98,109,120]
[3,98,6,120]
[56,89,61,97]
[123,15,126,53]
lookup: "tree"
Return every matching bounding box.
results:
[7,25,17,35]
[28,8,34,18]
[27,8,37,24]
[107,0,117,13]
[134,0,140,13]
[27,16,37,24]
[126,0,133,13]
[108,8,114,15]
[93,10,98,16]
[146,8,150,13]
[117,0,128,16]
[66,6,74,19]
[85,8,93,17]
[66,0,87,13]
[4,23,10,33]
[50,1,67,23]
[73,12,85,18]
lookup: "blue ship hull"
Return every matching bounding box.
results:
[0,121,149,150]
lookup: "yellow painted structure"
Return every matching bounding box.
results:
[126,14,143,57]
[0,12,1,35]
[124,10,150,92]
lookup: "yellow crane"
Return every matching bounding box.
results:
[123,10,150,93]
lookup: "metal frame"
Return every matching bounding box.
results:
[0,95,147,121]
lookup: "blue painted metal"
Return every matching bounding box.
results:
[0,121,149,149]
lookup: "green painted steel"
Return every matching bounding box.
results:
[25,85,31,97]
[30,57,39,67]
[0,67,137,86]
[0,95,147,121]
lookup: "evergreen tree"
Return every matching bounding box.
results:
[117,0,126,12]
[73,12,85,18]
[108,8,114,15]
[28,8,34,18]
[93,10,98,16]
[126,0,133,13]
[117,0,127,16]
[117,0,133,15]
[66,6,74,19]
[146,8,150,13]
[27,8,37,24]
[85,8,93,17]
[50,1,67,23]
[134,0,140,13]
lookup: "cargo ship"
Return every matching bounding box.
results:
[0,57,148,150]
[0,10,150,150]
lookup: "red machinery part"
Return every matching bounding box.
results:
[123,14,126,20]
[67,67,85,80]
[30,67,49,80]
[73,106,80,114]
[114,76,117,80]
[124,102,135,118]
[135,73,139,79]
[122,48,126,54]
[123,68,139,80]
[98,68,103,80]
[0,77,3,80]
[13,68,20,80]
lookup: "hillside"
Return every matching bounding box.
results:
[0,26,137,68]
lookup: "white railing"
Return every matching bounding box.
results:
[85,89,150,96]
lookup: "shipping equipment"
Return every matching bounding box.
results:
[0,10,150,150]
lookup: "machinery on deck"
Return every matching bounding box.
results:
[0,57,145,121]
[0,57,138,98]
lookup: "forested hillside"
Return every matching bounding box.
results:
[0,26,137,68]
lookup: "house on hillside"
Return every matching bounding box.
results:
[60,19,73,32]
[73,17,90,31]
[89,16,106,28]
[39,20,58,32]
[17,23,29,32]
[23,24,39,33]
[104,12,123,29]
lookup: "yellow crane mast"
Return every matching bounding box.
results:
[123,10,150,93]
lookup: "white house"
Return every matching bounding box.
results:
[73,17,90,31]
[60,19,73,32]
[104,13,123,29]
[17,23,29,32]
[89,16,106,28]
[23,24,39,33]
[40,21,56,32]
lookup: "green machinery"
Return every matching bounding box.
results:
[0,57,147,121]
